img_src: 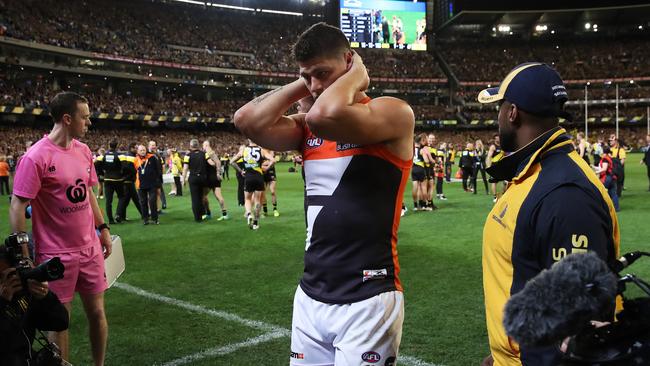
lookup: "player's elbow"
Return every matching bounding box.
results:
[304,105,338,135]
[233,107,250,133]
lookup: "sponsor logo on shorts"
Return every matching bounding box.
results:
[363,269,388,282]
[384,356,396,366]
[336,142,361,151]
[290,351,304,359]
[362,351,381,363]
[305,137,323,149]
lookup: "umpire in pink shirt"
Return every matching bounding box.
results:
[9,92,112,366]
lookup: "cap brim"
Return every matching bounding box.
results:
[477,87,503,104]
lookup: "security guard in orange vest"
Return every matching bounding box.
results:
[477,63,620,366]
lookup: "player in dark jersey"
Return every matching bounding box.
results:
[261,150,280,217]
[202,139,228,221]
[230,141,274,230]
[234,23,414,366]
[411,133,432,211]
[486,134,505,202]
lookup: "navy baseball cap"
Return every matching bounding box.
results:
[477,62,573,121]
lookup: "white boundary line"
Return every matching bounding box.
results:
[160,331,287,366]
[114,282,443,366]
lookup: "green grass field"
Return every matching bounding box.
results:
[1,155,650,366]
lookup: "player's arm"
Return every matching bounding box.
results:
[421,147,433,164]
[305,52,414,146]
[229,149,244,175]
[486,145,495,168]
[234,79,310,152]
[263,150,276,168]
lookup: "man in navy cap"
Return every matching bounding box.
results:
[479,63,620,366]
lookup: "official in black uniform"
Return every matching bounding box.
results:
[117,142,142,221]
[182,139,208,222]
[96,140,124,224]
[459,142,476,192]
[136,145,161,225]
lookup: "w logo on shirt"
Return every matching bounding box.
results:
[66,179,87,204]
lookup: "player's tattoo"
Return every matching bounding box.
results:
[252,86,283,105]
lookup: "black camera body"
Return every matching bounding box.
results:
[3,233,65,286]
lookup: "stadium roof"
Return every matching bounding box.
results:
[436,3,650,37]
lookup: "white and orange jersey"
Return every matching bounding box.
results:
[298,122,412,304]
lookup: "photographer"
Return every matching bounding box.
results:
[0,254,68,365]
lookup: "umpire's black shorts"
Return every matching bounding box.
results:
[245,172,265,192]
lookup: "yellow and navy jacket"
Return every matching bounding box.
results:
[482,127,620,366]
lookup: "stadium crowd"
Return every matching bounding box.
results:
[0,0,443,79]
[439,38,650,81]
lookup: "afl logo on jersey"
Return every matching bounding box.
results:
[361,351,381,363]
[306,137,323,149]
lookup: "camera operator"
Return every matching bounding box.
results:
[0,253,69,366]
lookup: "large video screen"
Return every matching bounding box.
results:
[340,0,427,51]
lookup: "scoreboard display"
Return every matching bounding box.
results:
[340,0,427,51]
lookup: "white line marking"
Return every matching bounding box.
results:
[114,282,287,334]
[114,282,441,366]
[399,355,446,366]
[159,331,286,366]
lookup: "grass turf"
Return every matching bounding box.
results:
[1,155,649,365]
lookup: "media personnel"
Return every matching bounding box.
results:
[504,251,650,365]
[0,233,69,366]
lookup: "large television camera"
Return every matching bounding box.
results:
[504,251,650,365]
[2,232,64,286]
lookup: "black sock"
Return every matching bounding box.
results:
[413,200,418,208]
[419,200,426,208]
[222,210,227,216]
[263,204,268,214]
[428,200,433,207]
[206,209,211,216]
[273,202,277,210]
[253,219,258,225]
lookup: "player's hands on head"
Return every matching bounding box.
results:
[27,279,49,300]
[349,51,370,92]
[0,267,22,301]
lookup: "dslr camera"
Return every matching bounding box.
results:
[2,232,65,286]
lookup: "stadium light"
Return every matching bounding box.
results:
[492,27,496,32]
[593,24,598,29]
[208,2,255,12]
[497,25,510,33]
[551,30,555,34]
[639,25,644,30]
[584,22,591,30]
[261,9,303,16]
[535,25,548,32]
[630,80,635,84]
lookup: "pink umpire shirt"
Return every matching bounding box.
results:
[13,136,100,255]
